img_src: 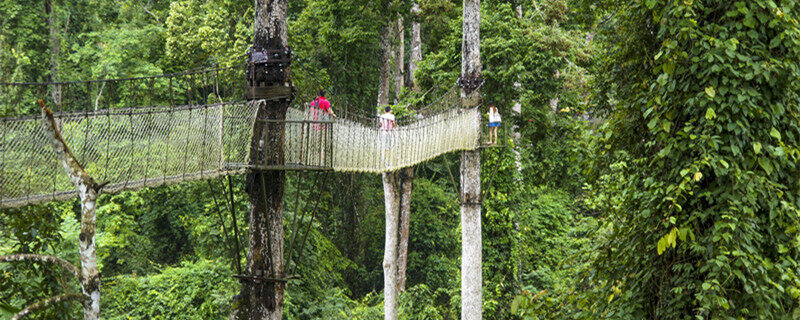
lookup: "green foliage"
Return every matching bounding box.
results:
[0,203,81,320]
[582,0,800,318]
[102,259,237,319]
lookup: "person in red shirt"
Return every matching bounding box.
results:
[310,89,335,131]
[315,89,336,118]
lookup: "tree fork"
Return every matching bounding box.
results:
[40,103,101,320]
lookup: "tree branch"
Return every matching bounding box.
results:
[40,101,98,191]
[140,3,160,23]
[0,254,80,279]
[11,293,88,320]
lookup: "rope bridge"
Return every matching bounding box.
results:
[0,70,479,208]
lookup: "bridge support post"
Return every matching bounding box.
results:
[460,0,482,319]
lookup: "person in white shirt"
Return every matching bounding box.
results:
[379,106,396,167]
[487,102,502,145]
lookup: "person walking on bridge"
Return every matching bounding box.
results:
[379,106,396,167]
[310,89,336,131]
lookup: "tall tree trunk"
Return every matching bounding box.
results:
[409,2,422,92]
[44,0,62,108]
[378,21,393,107]
[460,0,482,319]
[381,167,414,320]
[232,0,290,319]
[393,18,405,101]
[395,167,413,291]
[382,172,400,320]
[40,106,100,320]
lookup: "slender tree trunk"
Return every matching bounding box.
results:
[232,0,290,319]
[409,2,422,92]
[460,0,482,319]
[395,167,413,291]
[393,17,405,101]
[40,106,100,320]
[45,0,62,107]
[382,172,400,320]
[378,21,393,108]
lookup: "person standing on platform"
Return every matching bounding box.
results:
[487,101,502,145]
[379,106,396,167]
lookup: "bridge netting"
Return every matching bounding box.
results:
[0,69,479,208]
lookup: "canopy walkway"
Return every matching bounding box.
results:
[0,66,481,208]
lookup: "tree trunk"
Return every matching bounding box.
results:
[381,167,413,320]
[409,2,422,92]
[45,0,62,108]
[382,172,400,320]
[460,0,482,319]
[378,21,393,107]
[395,167,413,291]
[40,106,100,320]
[232,0,290,319]
[393,17,405,101]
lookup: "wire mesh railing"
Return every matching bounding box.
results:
[0,64,482,208]
[0,64,246,118]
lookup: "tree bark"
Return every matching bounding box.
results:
[460,0,482,319]
[232,0,291,319]
[44,0,62,107]
[378,21,393,107]
[382,172,400,320]
[393,17,405,101]
[409,2,422,92]
[395,167,413,291]
[381,167,413,319]
[40,106,101,320]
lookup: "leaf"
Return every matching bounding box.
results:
[662,121,672,133]
[694,172,703,182]
[663,62,676,75]
[705,86,716,98]
[758,158,774,175]
[657,236,667,255]
[770,128,781,141]
[753,142,762,154]
[705,108,716,120]
[511,296,522,313]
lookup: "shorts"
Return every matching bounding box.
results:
[488,122,500,127]
[381,131,395,149]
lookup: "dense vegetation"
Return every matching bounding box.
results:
[2,0,799,319]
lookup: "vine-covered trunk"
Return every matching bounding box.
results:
[40,106,100,320]
[232,0,290,319]
[460,0,482,319]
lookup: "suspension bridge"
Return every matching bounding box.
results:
[0,64,483,208]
